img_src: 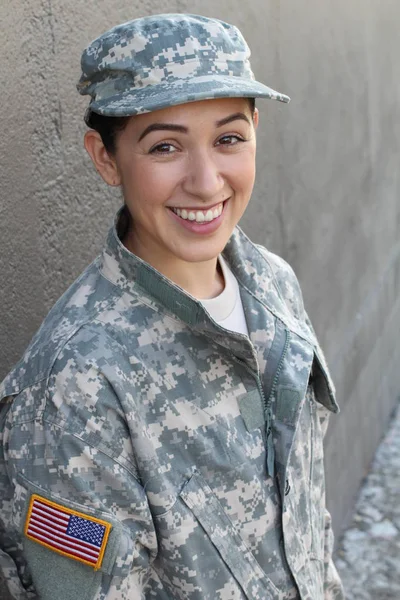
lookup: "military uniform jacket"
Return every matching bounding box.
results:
[0,210,345,600]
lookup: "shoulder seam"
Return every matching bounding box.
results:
[1,283,124,399]
[8,413,142,484]
[46,419,142,483]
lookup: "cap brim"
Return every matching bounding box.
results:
[88,76,290,116]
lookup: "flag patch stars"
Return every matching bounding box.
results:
[24,494,112,570]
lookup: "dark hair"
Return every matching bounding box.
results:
[85,98,256,155]
[84,109,130,155]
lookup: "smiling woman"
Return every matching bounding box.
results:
[0,13,345,600]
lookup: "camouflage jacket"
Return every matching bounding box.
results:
[0,210,345,600]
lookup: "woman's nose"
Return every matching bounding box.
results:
[182,151,225,200]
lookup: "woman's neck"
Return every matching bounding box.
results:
[172,258,225,299]
[123,234,225,300]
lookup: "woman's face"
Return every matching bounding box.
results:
[112,97,258,270]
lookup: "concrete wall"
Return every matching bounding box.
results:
[1,0,399,539]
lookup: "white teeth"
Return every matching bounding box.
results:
[172,202,224,223]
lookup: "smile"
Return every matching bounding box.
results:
[170,202,224,223]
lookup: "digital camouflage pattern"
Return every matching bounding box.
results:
[0,209,345,599]
[77,14,290,116]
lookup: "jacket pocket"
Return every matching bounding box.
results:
[179,471,282,599]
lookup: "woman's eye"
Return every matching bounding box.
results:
[217,135,245,146]
[149,143,176,154]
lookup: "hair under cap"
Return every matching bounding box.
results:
[77,13,290,116]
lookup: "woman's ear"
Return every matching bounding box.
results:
[83,130,121,186]
[252,107,259,130]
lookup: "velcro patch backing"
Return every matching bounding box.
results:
[238,389,265,431]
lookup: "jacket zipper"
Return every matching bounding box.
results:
[264,329,291,477]
[233,327,291,478]
[269,328,291,402]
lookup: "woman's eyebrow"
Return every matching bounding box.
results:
[138,123,188,141]
[215,112,251,127]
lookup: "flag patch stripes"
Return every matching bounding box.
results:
[24,494,111,570]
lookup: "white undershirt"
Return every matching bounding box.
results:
[198,255,249,337]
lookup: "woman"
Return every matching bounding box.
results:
[0,14,345,600]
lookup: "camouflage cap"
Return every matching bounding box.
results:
[77,13,290,116]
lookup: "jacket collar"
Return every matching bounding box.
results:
[99,207,314,346]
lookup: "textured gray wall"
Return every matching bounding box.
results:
[1,0,399,539]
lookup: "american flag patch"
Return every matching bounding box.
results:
[25,494,111,569]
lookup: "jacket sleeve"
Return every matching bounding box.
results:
[1,341,158,600]
[318,406,346,600]
[323,508,346,599]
